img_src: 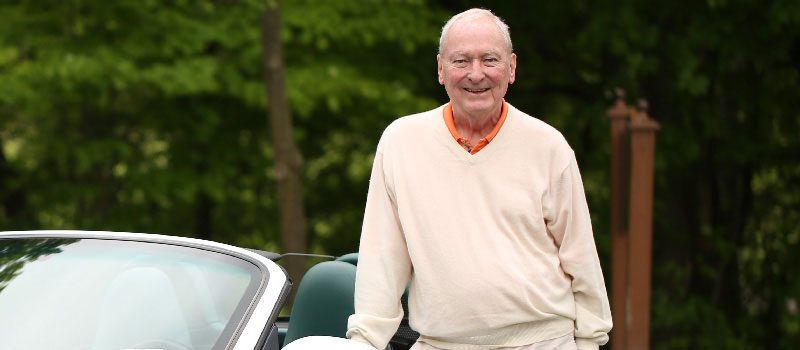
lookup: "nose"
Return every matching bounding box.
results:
[466,59,486,82]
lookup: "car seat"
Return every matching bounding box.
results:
[283,261,357,346]
[335,254,419,350]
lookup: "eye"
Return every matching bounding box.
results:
[484,57,500,66]
[452,59,468,68]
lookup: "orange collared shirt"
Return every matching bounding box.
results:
[443,100,508,154]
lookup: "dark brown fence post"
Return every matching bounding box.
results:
[626,100,660,350]
[608,93,660,350]
[606,89,630,350]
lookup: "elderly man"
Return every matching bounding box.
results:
[347,8,612,350]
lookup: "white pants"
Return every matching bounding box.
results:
[409,333,577,350]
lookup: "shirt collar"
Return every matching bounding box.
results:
[443,100,508,154]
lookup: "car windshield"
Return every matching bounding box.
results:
[0,237,264,350]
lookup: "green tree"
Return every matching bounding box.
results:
[281,0,447,256]
[0,0,279,247]
[263,0,307,304]
[0,0,447,254]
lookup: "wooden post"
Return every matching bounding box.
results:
[625,101,659,350]
[607,89,630,350]
[608,94,660,350]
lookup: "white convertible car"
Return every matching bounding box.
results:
[0,231,383,350]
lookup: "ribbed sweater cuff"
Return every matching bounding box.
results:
[575,338,600,350]
[347,333,378,349]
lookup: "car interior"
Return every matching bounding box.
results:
[278,253,419,350]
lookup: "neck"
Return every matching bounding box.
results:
[452,104,502,142]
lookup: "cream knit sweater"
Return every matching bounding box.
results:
[347,103,612,350]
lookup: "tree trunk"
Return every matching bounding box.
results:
[262,0,307,308]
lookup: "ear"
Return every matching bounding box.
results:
[508,53,517,84]
[437,54,444,85]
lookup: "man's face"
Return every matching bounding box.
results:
[437,16,516,119]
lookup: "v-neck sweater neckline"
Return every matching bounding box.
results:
[434,102,516,163]
[442,100,509,155]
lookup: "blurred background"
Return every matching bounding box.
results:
[0,0,798,348]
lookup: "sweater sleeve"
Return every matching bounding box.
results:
[346,150,411,350]
[547,154,613,349]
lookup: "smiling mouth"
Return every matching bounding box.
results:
[464,88,490,93]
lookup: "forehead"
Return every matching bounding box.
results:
[442,16,506,56]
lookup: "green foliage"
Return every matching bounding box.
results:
[0,0,278,245]
[281,0,447,255]
[0,0,447,253]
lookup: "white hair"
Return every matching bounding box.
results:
[438,8,513,55]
